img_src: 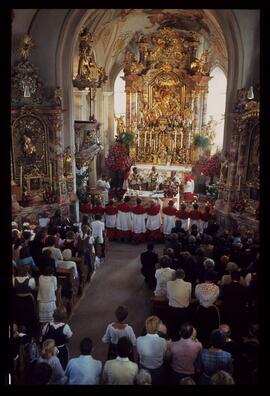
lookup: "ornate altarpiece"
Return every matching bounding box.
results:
[11,35,76,223]
[122,28,211,166]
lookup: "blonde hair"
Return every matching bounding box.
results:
[145,316,160,334]
[41,339,55,358]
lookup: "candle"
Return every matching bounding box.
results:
[150,129,152,148]
[20,166,23,190]
[180,131,183,148]
[49,162,52,185]
[174,129,177,148]
[144,129,147,147]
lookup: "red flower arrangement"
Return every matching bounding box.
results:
[105,141,133,172]
[232,201,245,213]
[194,154,221,178]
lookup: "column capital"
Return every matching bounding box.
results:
[103,91,113,97]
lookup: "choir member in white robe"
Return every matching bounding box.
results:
[162,200,178,236]
[116,196,132,241]
[131,198,147,243]
[176,203,190,232]
[183,174,195,202]
[104,200,118,241]
[146,199,162,241]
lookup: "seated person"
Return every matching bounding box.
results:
[56,249,79,279]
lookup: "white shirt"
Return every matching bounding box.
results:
[154,267,175,296]
[103,356,138,385]
[167,279,192,308]
[195,282,220,308]
[13,276,36,290]
[91,220,105,244]
[42,246,63,264]
[102,323,136,346]
[37,275,57,302]
[136,334,167,369]
[39,217,50,227]
[65,355,102,385]
[56,260,78,279]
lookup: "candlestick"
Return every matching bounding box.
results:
[174,129,177,149]
[20,166,23,190]
[144,130,147,147]
[180,131,183,148]
[150,129,152,148]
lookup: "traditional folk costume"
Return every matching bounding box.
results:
[189,207,201,230]
[176,207,190,232]
[162,205,178,236]
[116,201,132,240]
[131,203,147,243]
[146,204,162,241]
[183,175,195,202]
[104,205,118,241]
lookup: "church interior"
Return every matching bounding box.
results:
[9,9,259,385]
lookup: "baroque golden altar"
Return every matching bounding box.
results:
[121,28,212,166]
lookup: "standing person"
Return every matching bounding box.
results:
[162,200,178,237]
[128,167,143,190]
[77,225,95,278]
[146,199,162,241]
[42,308,73,370]
[116,196,132,242]
[96,175,110,205]
[147,166,161,191]
[183,174,195,202]
[176,203,190,232]
[104,200,118,241]
[166,269,192,340]
[90,200,105,222]
[136,316,168,385]
[140,243,158,290]
[103,337,138,385]
[102,305,136,360]
[37,265,57,324]
[29,229,47,267]
[42,236,63,266]
[189,203,201,231]
[200,205,213,232]
[65,338,102,385]
[91,214,105,262]
[167,323,202,384]
[131,198,147,243]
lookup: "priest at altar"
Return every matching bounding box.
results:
[147,166,162,191]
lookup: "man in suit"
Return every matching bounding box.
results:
[140,243,158,290]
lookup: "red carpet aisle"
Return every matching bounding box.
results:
[68,242,163,362]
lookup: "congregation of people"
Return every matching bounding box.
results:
[11,198,258,385]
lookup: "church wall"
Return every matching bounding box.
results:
[233,9,260,88]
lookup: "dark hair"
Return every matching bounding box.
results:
[159,255,171,268]
[168,200,174,206]
[34,229,47,242]
[82,215,90,225]
[117,336,132,358]
[16,263,29,277]
[231,271,241,281]
[175,219,182,228]
[80,337,93,355]
[196,248,205,257]
[180,203,186,210]
[13,238,23,249]
[210,330,226,349]
[115,305,128,322]
[108,200,114,206]
[191,223,198,230]
[43,265,54,276]
[53,308,66,322]
[203,234,213,244]
[45,235,56,247]
[136,198,142,205]
[95,214,102,221]
[124,196,130,203]
[31,362,52,384]
[95,200,102,207]
[180,323,194,339]
[175,269,185,279]
[66,231,75,240]
[19,246,31,259]
[22,230,32,241]
[147,243,154,251]
[204,270,216,283]
[193,203,199,210]
[47,225,58,236]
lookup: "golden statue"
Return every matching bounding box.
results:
[19,35,35,60]
[63,147,73,177]
[115,115,125,134]
[23,135,36,158]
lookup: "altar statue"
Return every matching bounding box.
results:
[23,135,36,158]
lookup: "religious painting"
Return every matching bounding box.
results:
[11,114,48,183]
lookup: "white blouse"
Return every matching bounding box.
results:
[102,323,136,346]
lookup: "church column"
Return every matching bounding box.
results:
[131,91,136,124]
[193,93,199,132]
[126,90,131,128]
[88,157,97,188]
[201,91,208,127]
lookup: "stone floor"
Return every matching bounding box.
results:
[67,242,164,362]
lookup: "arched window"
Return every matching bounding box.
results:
[114,69,126,136]
[206,67,227,152]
